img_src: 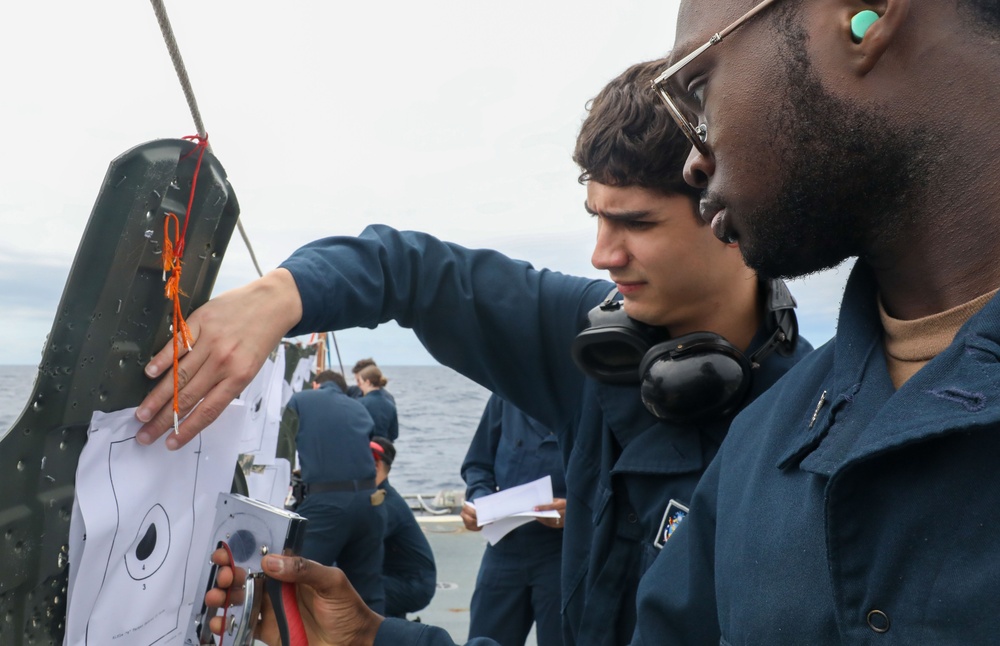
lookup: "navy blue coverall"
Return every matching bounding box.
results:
[348,385,396,404]
[279,225,811,646]
[381,480,437,618]
[361,389,399,441]
[631,262,1000,645]
[462,395,567,646]
[288,380,387,613]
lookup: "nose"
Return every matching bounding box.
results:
[683,143,714,190]
[591,220,628,270]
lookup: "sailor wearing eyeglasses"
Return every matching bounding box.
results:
[631,0,1000,644]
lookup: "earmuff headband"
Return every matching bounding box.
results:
[572,278,798,422]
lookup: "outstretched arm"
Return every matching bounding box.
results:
[138,225,605,449]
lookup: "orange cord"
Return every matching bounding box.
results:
[162,135,208,433]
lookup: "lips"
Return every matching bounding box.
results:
[614,281,644,296]
[699,199,737,244]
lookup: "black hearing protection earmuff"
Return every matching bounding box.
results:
[571,278,798,424]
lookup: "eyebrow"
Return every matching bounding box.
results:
[668,38,698,67]
[661,43,706,94]
[583,200,652,220]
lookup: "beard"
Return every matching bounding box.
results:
[732,15,935,280]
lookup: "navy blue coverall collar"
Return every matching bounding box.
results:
[778,261,1000,475]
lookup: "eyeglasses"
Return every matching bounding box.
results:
[651,0,785,156]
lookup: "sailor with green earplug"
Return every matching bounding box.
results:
[633,0,1000,643]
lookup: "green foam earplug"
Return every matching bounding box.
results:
[851,10,879,42]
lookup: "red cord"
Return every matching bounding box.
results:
[283,581,309,646]
[218,541,235,646]
[176,134,209,258]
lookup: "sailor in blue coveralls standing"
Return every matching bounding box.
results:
[286,369,387,614]
[356,364,399,441]
[140,56,812,646]
[346,358,397,405]
[371,436,437,619]
[461,395,566,646]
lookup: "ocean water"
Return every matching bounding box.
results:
[0,363,492,495]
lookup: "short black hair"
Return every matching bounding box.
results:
[371,436,396,470]
[314,370,347,392]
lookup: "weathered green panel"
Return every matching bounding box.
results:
[0,139,240,645]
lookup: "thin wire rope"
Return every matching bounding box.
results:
[148,0,345,375]
[149,0,263,278]
[329,332,345,377]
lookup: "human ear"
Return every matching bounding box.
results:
[849,0,910,75]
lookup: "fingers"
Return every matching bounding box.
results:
[205,587,228,609]
[205,548,255,636]
[207,547,246,590]
[135,340,211,448]
[134,269,303,450]
[143,372,245,450]
[134,322,264,449]
[260,555,346,594]
[460,504,480,531]
[207,589,267,640]
[535,499,566,529]
[144,326,193,391]
[211,546,233,567]
[260,555,384,645]
[208,614,225,636]
[204,553,236,610]
[213,565,235,589]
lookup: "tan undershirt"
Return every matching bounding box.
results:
[879,288,1000,389]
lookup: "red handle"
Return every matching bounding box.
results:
[282,581,309,646]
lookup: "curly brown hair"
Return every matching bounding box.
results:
[573,57,700,210]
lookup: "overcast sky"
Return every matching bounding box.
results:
[0,1,849,368]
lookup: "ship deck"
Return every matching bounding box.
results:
[415,515,538,645]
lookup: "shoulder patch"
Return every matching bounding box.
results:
[653,499,690,549]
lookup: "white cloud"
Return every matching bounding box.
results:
[0,1,846,366]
